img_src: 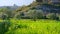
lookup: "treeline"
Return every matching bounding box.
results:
[0,0,60,21]
[0,7,59,20]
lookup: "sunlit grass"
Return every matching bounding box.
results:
[5,19,60,34]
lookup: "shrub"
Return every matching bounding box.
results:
[47,13,59,20]
[36,10,44,19]
[27,10,44,21]
[43,15,48,19]
[27,10,37,21]
[1,14,8,20]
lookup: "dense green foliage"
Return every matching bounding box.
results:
[0,19,60,34]
[47,13,59,20]
[2,19,60,34]
[0,0,60,34]
[0,20,11,34]
[0,0,60,20]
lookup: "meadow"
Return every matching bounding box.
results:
[3,19,60,34]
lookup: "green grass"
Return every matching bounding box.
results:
[5,19,60,34]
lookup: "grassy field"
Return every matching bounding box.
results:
[5,19,60,34]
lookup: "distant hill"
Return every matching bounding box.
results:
[0,6,19,11]
[14,0,60,15]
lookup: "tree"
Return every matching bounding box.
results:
[27,9,37,21]
[0,7,16,20]
[15,12,25,19]
[0,8,8,20]
[47,13,59,20]
[32,10,37,21]
[36,10,44,19]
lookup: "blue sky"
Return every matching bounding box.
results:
[0,0,34,6]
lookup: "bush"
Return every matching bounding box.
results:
[36,10,44,19]
[0,14,8,20]
[15,14,21,19]
[27,10,44,19]
[47,13,59,20]
[27,10,37,21]
[43,15,48,19]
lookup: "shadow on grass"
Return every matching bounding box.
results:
[0,20,11,34]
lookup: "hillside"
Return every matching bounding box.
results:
[16,0,60,13]
[16,1,40,12]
